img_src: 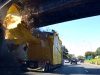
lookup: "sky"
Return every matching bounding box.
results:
[40,15,100,57]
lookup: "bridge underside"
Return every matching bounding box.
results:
[0,0,100,27]
[36,0,100,27]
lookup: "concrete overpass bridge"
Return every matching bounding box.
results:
[36,0,100,27]
[0,0,100,27]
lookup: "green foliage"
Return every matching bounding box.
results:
[77,56,84,60]
[92,52,96,58]
[85,58,100,65]
[62,46,68,59]
[96,47,100,56]
[85,51,96,59]
[67,54,75,59]
[85,51,92,57]
[95,56,100,58]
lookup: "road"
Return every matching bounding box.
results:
[0,62,100,75]
[53,62,100,74]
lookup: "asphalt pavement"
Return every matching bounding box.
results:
[53,62,100,74]
[0,62,100,75]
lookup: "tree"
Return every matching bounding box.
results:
[91,52,96,58]
[67,54,75,59]
[77,56,84,60]
[85,51,96,59]
[62,46,68,59]
[96,47,100,56]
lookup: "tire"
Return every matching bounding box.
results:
[20,64,28,71]
[28,61,38,68]
[70,62,72,64]
[44,64,51,72]
[76,62,77,64]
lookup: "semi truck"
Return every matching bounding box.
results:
[2,3,62,71]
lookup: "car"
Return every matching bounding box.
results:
[79,59,84,63]
[64,59,70,63]
[70,58,78,64]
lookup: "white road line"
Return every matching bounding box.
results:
[85,70,88,73]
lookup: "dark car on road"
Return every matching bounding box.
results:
[70,58,78,64]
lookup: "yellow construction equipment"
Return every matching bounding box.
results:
[4,3,40,44]
[2,3,62,72]
[3,3,40,64]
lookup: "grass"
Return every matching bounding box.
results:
[85,58,100,65]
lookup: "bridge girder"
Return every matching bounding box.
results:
[0,0,100,27]
[36,0,100,27]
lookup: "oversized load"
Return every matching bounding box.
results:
[28,32,62,64]
[4,3,39,44]
[3,3,40,65]
[2,3,62,71]
[26,31,62,71]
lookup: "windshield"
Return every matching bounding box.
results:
[0,0,100,75]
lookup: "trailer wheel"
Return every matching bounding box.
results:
[44,65,49,72]
[20,64,28,71]
[44,63,51,72]
[28,61,38,68]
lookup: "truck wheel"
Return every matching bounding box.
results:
[76,62,77,64]
[29,61,38,68]
[20,64,28,71]
[34,62,38,68]
[44,64,51,72]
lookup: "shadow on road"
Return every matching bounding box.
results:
[45,64,100,75]
[0,63,100,75]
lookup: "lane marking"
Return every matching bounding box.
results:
[85,70,88,73]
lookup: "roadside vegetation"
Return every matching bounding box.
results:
[85,58,100,65]
[85,47,100,65]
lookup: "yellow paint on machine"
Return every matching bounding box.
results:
[3,3,62,65]
[27,37,53,64]
[27,33,62,65]
[4,3,40,44]
[52,33,62,65]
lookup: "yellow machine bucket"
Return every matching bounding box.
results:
[3,3,40,44]
[3,3,21,29]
